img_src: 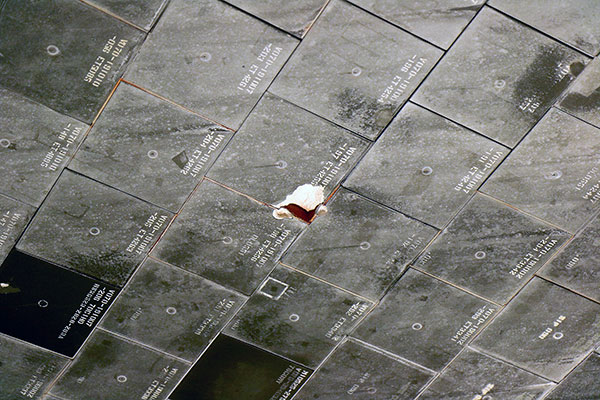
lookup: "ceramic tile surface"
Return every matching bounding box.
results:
[557,56,600,128]
[82,0,169,30]
[0,193,35,265]
[544,352,600,399]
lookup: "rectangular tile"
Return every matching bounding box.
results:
[225,264,374,368]
[82,0,169,30]
[0,250,119,356]
[125,0,298,130]
[353,268,497,372]
[207,93,368,206]
[70,83,232,212]
[0,0,145,123]
[17,170,173,287]
[557,57,600,128]
[50,330,189,400]
[345,102,508,228]
[0,87,88,206]
[544,352,600,399]
[269,0,443,140]
[282,188,437,300]
[413,7,588,147]
[169,334,312,400]
[482,107,600,233]
[415,193,570,304]
[472,277,600,381]
[100,258,246,362]
[0,193,35,265]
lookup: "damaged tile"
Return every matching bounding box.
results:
[482,107,600,233]
[0,0,145,123]
[225,264,374,368]
[418,348,554,399]
[101,258,246,362]
[17,170,173,287]
[294,339,433,400]
[282,188,437,300]
[70,83,232,212]
[0,194,35,265]
[557,57,600,128]
[82,0,169,31]
[349,0,485,49]
[0,88,88,206]
[412,7,588,147]
[125,0,297,130]
[151,180,303,295]
[0,334,69,400]
[169,334,312,400]
[344,102,508,228]
[415,193,570,304]
[222,0,328,38]
[472,278,600,382]
[50,330,189,400]
[207,93,368,205]
[269,0,443,140]
[545,352,600,399]
[489,0,600,56]
[0,250,119,356]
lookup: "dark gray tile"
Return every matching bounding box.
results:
[345,103,508,228]
[413,7,588,147]
[0,88,88,206]
[70,83,232,212]
[418,348,554,400]
[82,0,169,30]
[125,0,297,130]
[416,193,570,304]
[17,170,173,287]
[472,278,600,381]
[489,0,600,56]
[0,0,145,123]
[50,330,189,400]
[349,0,485,49]
[269,0,443,140]
[545,352,600,400]
[538,212,600,303]
[151,180,304,295]
[353,269,497,371]
[557,57,600,128]
[294,339,433,400]
[208,93,368,205]
[282,188,437,300]
[0,334,69,400]
[482,108,600,233]
[0,194,35,265]
[222,0,328,37]
[225,264,374,368]
[100,258,246,362]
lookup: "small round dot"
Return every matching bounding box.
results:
[276,160,288,169]
[0,139,11,148]
[360,241,371,250]
[289,314,300,322]
[222,236,233,245]
[412,322,423,331]
[38,300,49,308]
[166,307,177,315]
[494,79,506,89]
[421,166,433,176]
[89,227,101,236]
[147,150,158,159]
[475,251,486,260]
[553,332,564,340]
[351,67,362,76]
[46,45,60,56]
[199,52,212,62]
[345,193,358,201]
[367,387,377,394]
[544,170,562,180]
[116,375,128,383]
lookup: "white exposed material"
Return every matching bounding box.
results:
[273,184,328,220]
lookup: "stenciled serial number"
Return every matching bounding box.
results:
[83,36,128,87]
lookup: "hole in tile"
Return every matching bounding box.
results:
[421,166,433,176]
[166,307,177,315]
[0,138,11,148]
[275,160,288,169]
[553,332,563,340]
[38,299,49,308]
[544,170,562,180]
[222,236,233,245]
[412,322,423,331]
[367,387,377,394]
[147,150,159,159]
[116,375,128,383]
[89,227,101,236]
[359,241,371,250]
[289,314,300,322]
[199,52,212,62]
[46,45,60,56]
[351,67,362,76]
[475,251,486,259]
[494,79,505,89]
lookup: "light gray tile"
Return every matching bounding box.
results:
[557,56,600,128]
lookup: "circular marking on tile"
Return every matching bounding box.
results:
[0,139,11,148]
[199,52,212,62]
[412,322,423,331]
[38,300,49,308]
[359,241,371,250]
[222,236,233,245]
[421,166,433,176]
[276,160,288,169]
[89,227,101,236]
[367,387,377,394]
[289,314,300,322]
[46,45,60,56]
[475,251,486,260]
[147,150,159,159]
[352,67,362,76]
[166,307,177,315]
[553,332,563,340]
[544,170,562,180]
[494,79,505,89]
[116,375,128,383]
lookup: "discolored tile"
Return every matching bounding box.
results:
[0,334,69,400]
[82,0,169,30]
[349,0,485,49]
[0,88,88,206]
[0,0,145,123]
[282,188,437,300]
[482,108,600,233]
[557,57,600,128]
[544,352,600,399]
[344,103,508,228]
[17,170,172,287]
[269,0,442,140]
[70,83,232,212]
[207,93,368,205]
[0,250,119,356]
[101,258,246,362]
[413,7,588,147]
[415,193,570,304]
[353,269,497,371]
[50,330,189,400]
[0,194,35,265]
[125,0,297,130]
[225,264,374,368]
[489,0,600,56]
[472,278,600,381]
[418,348,554,400]
[169,334,312,400]
[294,339,433,400]
[221,0,329,37]
[151,180,304,295]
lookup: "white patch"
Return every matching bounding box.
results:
[272,184,328,219]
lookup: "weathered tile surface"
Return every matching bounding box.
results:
[544,352,600,399]
[83,0,169,30]
[0,194,35,265]
[557,56,600,127]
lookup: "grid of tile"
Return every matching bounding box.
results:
[1,1,600,399]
